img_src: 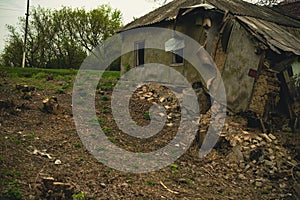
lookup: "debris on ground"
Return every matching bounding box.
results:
[42,96,60,114]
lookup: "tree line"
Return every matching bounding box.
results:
[0,5,123,69]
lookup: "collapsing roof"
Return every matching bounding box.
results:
[120,0,300,57]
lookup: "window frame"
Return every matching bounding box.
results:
[134,40,145,67]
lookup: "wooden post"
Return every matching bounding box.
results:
[21,0,30,68]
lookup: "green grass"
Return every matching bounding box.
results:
[103,127,112,134]
[3,188,22,200]
[73,142,83,148]
[0,66,120,91]
[108,136,116,143]
[0,66,77,78]
[170,163,179,174]
[72,192,85,200]
[144,112,151,120]
[145,180,156,186]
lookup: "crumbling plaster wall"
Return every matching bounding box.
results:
[221,21,261,113]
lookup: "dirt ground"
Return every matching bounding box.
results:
[0,72,300,200]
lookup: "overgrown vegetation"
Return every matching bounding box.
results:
[0,5,122,69]
[0,66,120,91]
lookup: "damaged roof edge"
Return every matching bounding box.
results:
[237,16,300,56]
[119,0,300,32]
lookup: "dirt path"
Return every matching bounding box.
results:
[0,75,299,199]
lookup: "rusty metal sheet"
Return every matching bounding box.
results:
[237,16,300,56]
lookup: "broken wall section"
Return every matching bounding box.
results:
[249,65,281,119]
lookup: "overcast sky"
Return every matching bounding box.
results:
[0,0,259,53]
[0,0,173,52]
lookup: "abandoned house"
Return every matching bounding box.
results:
[118,0,300,130]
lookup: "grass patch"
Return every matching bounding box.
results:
[3,188,22,200]
[145,180,156,186]
[101,95,109,101]
[0,66,120,91]
[144,112,151,120]
[108,136,116,143]
[72,192,85,200]
[73,142,83,148]
[170,163,179,174]
[103,127,112,134]
[15,139,26,144]
[27,132,35,138]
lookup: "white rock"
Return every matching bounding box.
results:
[159,97,166,103]
[166,123,173,127]
[159,113,165,117]
[164,105,172,109]
[54,159,62,165]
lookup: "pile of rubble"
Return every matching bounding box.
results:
[200,110,299,196]
[131,83,182,125]
[131,83,299,196]
[132,83,297,174]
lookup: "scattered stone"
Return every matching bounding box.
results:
[166,123,173,127]
[245,164,251,170]
[159,97,166,103]
[54,159,62,165]
[264,160,273,167]
[43,96,60,114]
[33,149,52,159]
[279,183,287,189]
[227,146,244,163]
[159,113,165,117]
[268,134,276,140]
[261,134,272,143]
[243,135,251,141]
[100,183,106,188]
[256,136,263,142]
[40,177,74,199]
[269,155,276,160]
[238,174,246,180]
[255,181,263,187]
[121,183,129,187]
[268,148,274,154]
[164,105,172,109]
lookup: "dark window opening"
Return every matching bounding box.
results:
[134,41,145,67]
[171,48,184,64]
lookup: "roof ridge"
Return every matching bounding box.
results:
[120,0,300,32]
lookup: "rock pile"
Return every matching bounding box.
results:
[199,111,299,196]
[128,83,299,196]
